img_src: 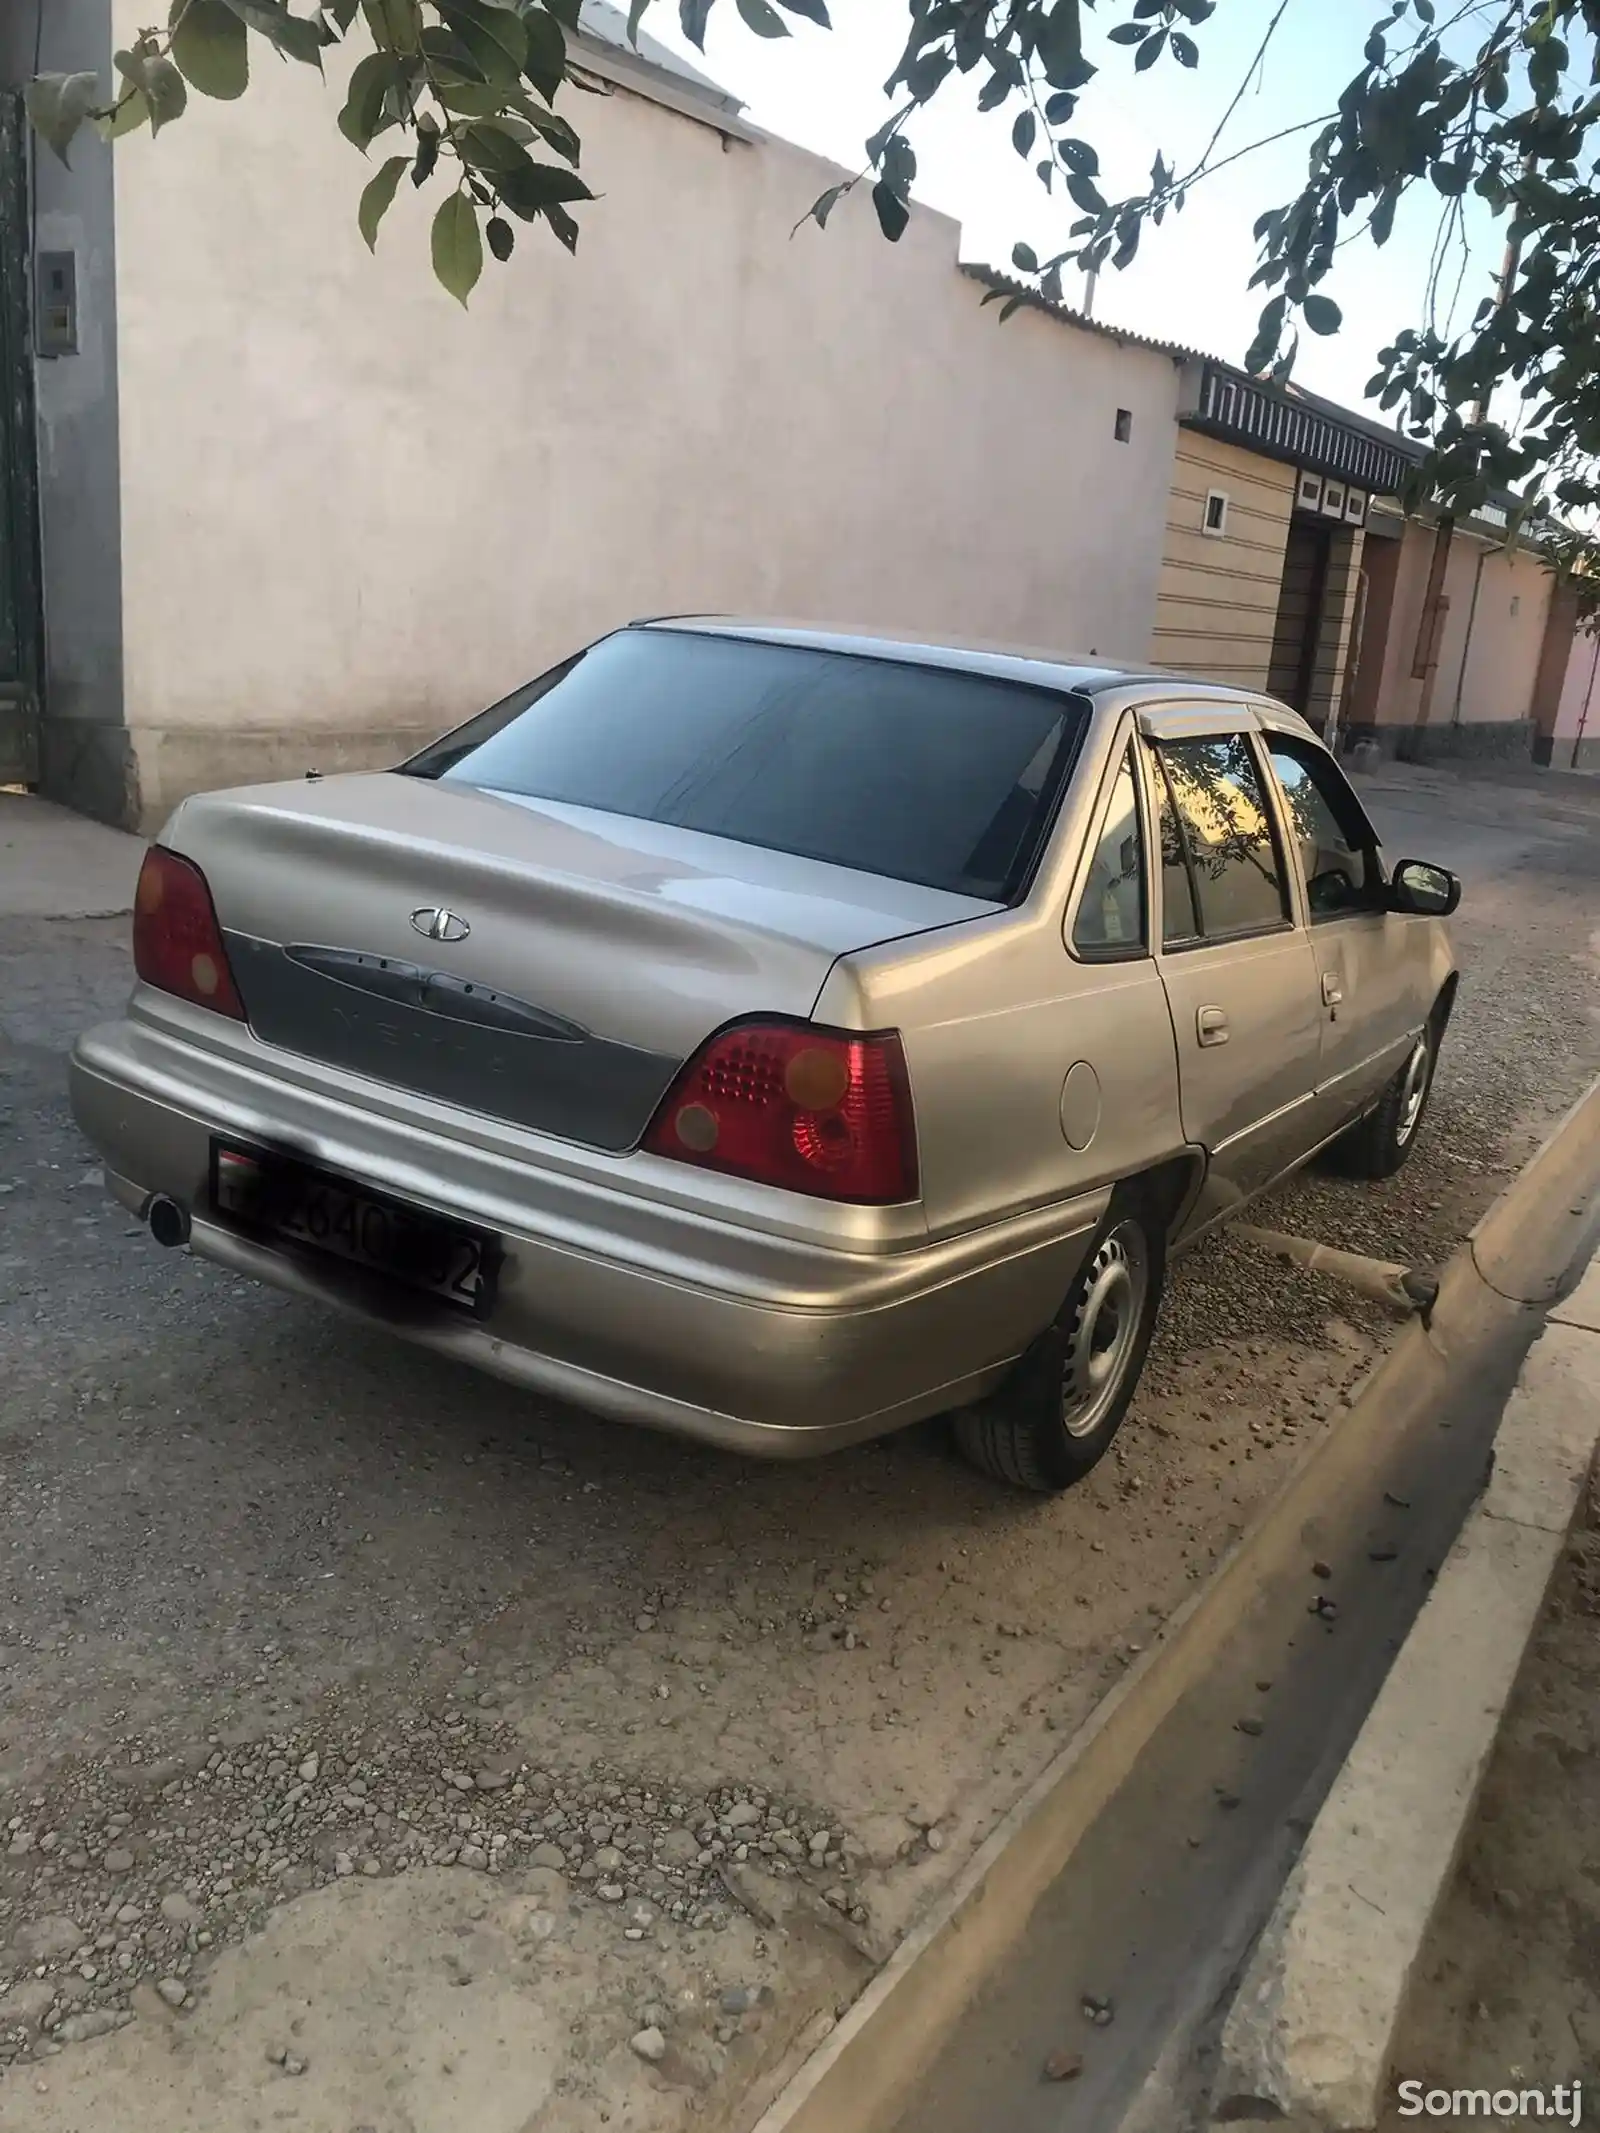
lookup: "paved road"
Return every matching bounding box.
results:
[0,763,1595,2127]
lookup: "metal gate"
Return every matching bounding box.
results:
[0,92,42,785]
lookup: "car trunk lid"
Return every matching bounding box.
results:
[163,773,992,1151]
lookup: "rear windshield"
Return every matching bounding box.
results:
[402,629,1088,902]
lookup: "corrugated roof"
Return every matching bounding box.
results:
[574,0,747,121]
[961,263,1204,362]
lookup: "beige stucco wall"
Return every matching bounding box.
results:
[109,16,1182,827]
[1150,433,1295,692]
[1553,624,1600,753]
[1362,519,1555,736]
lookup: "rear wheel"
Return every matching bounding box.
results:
[953,1206,1164,1492]
[1333,1027,1435,1180]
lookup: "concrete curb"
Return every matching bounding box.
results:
[741,1074,1600,2133]
[1210,1249,1600,2131]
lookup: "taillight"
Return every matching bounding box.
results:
[642,1020,918,1204]
[132,846,245,1020]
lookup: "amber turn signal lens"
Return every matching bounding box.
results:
[784,1046,851,1110]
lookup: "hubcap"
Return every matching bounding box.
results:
[1396,1037,1431,1144]
[1060,1224,1149,1440]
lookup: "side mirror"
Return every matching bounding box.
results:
[1389,858,1461,918]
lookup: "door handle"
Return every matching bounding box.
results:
[1196,1005,1230,1047]
[1321,971,1344,1007]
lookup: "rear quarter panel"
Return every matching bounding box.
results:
[814,698,1187,1242]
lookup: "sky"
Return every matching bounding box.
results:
[640,0,1506,420]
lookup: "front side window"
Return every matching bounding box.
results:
[1072,746,1146,957]
[403,629,1088,903]
[1267,738,1380,917]
[1156,734,1289,943]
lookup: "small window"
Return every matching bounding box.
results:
[1072,746,1146,957]
[1267,736,1380,918]
[1157,735,1289,942]
[1114,407,1133,443]
[1202,490,1229,537]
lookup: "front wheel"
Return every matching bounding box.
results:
[953,1207,1165,1492]
[1333,1028,1435,1180]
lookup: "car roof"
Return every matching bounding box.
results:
[631,616,1315,732]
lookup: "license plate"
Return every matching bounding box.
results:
[210,1144,499,1315]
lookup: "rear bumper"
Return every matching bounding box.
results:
[70,1016,1104,1458]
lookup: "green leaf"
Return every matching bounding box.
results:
[493,157,594,216]
[626,0,649,40]
[432,191,483,304]
[808,180,847,227]
[520,7,566,101]
[1107,22,1150,44]
[1065,170,1105,214]
[172,0,249,97]
[776,0,829,22]
[1037,0,1086,89]
[1043,90,1075,123]
[412,111,441,182]
[679,0,711,46]
[1133,26,1165,70]
[543,0,581,28]
[23,72,103,164]
[1012,240,1039,272]
[1302,292,1342,334]
[338,50,401,146]
[322,0,361,28]
[872,179,909,241]
[437,2,527,82]
[143,54,189,130]
[95,86,152,139]
[1012,109,1035,156]
[544,200,580,251]
[486,213,515,259]
[735,0,790,36]
[361,0,423,49]
[1170,30,1197,66]
[218,0,324,63]
[1057,136,1097,175]
[358,153,407,247]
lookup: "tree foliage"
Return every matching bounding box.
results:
[25,0,1600,545]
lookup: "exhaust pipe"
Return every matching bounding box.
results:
[147,1195,191,1249]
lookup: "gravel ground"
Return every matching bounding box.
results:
[1,765,1596,2130]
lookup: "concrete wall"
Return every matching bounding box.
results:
[1,0,129,825]
[1343,517,1558,763]
[108,11,1182,829]
[1150,432,1295,691]
[1551,624,1600,771]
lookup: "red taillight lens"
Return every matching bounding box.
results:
[642,1020,919,1204]
[132,846,245,1020]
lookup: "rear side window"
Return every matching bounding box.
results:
[1156,734,1290,943]
[1072,745,1146,957]
[404,630,1089,903]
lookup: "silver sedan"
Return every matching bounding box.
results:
[70,622,1460,1490]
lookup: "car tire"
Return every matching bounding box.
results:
[953,1203,1165,1493]
[1332,1026,1436,1181]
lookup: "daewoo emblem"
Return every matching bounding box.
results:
[410,907,471,944]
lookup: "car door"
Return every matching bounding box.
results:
[1140,719,1325,1230]
[1259,728,1433,1142]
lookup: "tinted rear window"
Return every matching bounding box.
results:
[403,630,1088,902]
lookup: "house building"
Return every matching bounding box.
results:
[0,2,1587,833]
[0,0,1190,833]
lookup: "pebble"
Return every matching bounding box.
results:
[297,1755,320,1783]
[102,1849,135,1875]
[156,1979,188,2009]
[530,1843,566,1870]
[1236,1718,1265,1738]
[1043,2048,1084,2081]
[720,1985,756,2015]
[925,1826,945,1853]
[630,2025,667,2064]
